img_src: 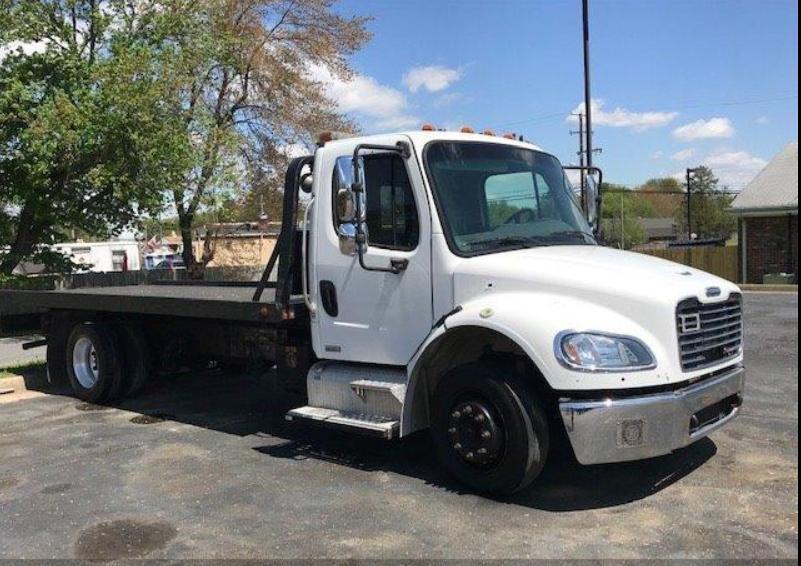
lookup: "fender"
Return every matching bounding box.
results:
[401,291,674,436]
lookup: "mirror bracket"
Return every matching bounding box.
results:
[349,141,412,274]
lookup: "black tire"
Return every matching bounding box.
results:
[65,322,124,403]
[431,363,549,495]
[116,324,151,398]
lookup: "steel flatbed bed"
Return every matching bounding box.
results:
[0,283,309,324]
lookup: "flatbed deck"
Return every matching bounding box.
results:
[0,284,304,323]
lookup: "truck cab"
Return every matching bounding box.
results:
[289,130,744,493]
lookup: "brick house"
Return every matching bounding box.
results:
[731,142,798,284]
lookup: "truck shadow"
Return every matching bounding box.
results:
[23,367,716,512]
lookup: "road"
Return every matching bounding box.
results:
[0,335,44,369]
[0,293,797,559]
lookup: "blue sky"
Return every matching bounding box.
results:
[325,0,798,189]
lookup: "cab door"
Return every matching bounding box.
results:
[310,135,433,366]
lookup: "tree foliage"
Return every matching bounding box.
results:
[1,0,371,275]
[139,0,371,274]
[0,0,183,274]
[600,183,654,249]
[674,166,737,241]
[636,177,683,217]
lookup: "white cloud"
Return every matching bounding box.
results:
[650,150,664,160]
[670,148,696,161]
[755,116,769,125]
[309,64,419,132]
[0,39,49,62]
[702,150,768,187]
[672,117,735,141]
[568,99,678,132]
[402,65,462,93]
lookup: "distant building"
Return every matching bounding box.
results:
[730,142,798,284]
[193,219,281,267]
[640,217,678,242]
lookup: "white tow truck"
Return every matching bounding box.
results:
[0,129,745,494]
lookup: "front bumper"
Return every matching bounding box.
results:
[559,365,745,465]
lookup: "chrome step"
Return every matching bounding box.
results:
[285,406,399,439]
[307,361,406,420]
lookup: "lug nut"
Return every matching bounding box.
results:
[451,411,461,419]
[448,427,457,434]
[465,451,474,460]
[454,443,462,450]
[481,430,491,439]
[463,405,473,414]
[475,414,485,423]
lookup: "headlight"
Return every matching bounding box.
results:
[555,332,656,372]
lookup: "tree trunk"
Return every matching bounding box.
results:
[0,204,36,275]
[178,213,201,279]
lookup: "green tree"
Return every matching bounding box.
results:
[600,183,654,249]
[0,0,181,274]
[636,177,683,217]
[674,166,737,240]
[139,0,371,274]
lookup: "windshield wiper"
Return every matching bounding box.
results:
[546,230,595,243]
[467,236,552,250]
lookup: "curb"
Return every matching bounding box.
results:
[0,375,27,396]
[740,284,798,293]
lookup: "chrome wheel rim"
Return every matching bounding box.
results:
[72,336,100,389]
[447,398,504,468]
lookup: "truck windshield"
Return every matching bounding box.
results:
[424,141,595,255]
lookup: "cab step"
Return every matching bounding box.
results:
[283,361,408,439]
[285,406,400,439]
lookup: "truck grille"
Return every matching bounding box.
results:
[676,294,743,372]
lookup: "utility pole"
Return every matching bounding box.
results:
[686,167,698,241]
[570,112,586,204]
[582,0,593,170]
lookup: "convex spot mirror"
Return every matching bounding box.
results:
[585,171,599,231]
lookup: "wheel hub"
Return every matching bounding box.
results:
[447,399,504,467]
[72,336,100,389]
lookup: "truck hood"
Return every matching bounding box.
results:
[452,245,740,312]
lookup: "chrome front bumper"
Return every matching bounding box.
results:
[559,365,745,465]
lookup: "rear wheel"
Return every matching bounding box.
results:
[115,324,151,398]
[431,363,549,495]
[65,323,124,403]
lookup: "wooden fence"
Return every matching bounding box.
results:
[637,245,739,282]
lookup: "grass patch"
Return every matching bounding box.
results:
[0,361,46,379]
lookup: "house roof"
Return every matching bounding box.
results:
[731,141,798,213]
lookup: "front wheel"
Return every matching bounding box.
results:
[431,363,549,495]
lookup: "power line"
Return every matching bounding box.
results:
[490,93,797,133]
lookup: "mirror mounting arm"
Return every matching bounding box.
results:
[350,141,412,275]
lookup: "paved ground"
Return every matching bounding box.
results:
[0,335,44,369]
[0,293,797,559]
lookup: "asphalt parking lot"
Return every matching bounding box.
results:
[0,292,797,559]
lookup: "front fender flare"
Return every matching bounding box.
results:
[401,291,670,436]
